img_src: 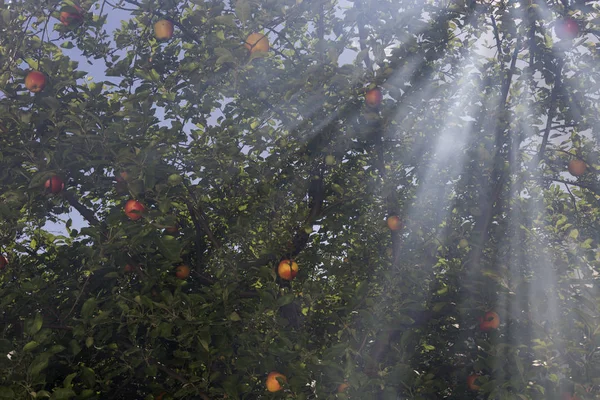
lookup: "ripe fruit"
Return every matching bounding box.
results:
[365,87,383,108]
[124,264,135,273]
[555,17,579,40]
[337,383,349,393]
[0,256,7,270]
[115,171,129,183]
[25,71,47,93]
[45,176,65,194]
[325,155,336,165]
[466,374,480,391]
[165,225,178,234]
[568,159,587,176]
[562,394,580,400]
[387,215,402,231]
[155,392,167,400]
[124,199,145,220]
[278,259,299,281]
[154,19,174,40]
[59,4,83,26]
[478,311,500,331]
[245,33,269,53]
[266,371,286,392]
[175,265,190,279]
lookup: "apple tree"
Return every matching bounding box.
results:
[0,0,599,399]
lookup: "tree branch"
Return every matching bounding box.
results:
[63,191,101,226]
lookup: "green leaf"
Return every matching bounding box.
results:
[23,341,39,352]
[0,387,15,399]
[276,294,294,307]
[235,0,251,24]
[28,353,50,377]
[63,372,77,388]
[25,313,43,336]
[81,367,96,388]
[81,298,96,319]
[50,388,75,400]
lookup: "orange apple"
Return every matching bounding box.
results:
[45,176,65,194]
[466,374,480,391]
[337,382,349,393]
[478,311,500,332]
[278,259,299,281]
[165,225,178,234]
[387,215,402,231]
[124,199,145,220]
[59,4,83,26]
[25,71,47,93]
[124,264,135,273]
[0,255,7,270]
[115,171,129,183]
[154,19,174,40]
[555,17,579,40]
[175,265,190,279]
[365,87,383,108]
[245,33,269,53]
[562,393,580,400]
[265,371,286,392]
[568,159,587,176]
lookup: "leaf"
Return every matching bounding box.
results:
[81,298,96,319]
[276,294,294,307]
[63,372,77,388]
[50,388,75,400]
[81,367,96,388]
[25,313,43,336]
[23,341,39,352]
[28,353,50,377]
[235,0,251,24]
[0,387,15,398]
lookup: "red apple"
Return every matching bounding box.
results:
[478,311,500,331]
[365,87,383,108]
[59,4,83,26]
[154,19,174,41]
[387,215,402,231]
[44,176,65,194]
[124,199,146,220]
[555,17,579,40]
[568,159,587,176]
[25,71,47,93]
[466,374,480,391]
[0,255,7,270]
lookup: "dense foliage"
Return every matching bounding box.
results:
[0,0,599,398]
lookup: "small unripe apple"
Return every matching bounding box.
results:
[45,176,65,194]
[154,19,174,41]
[325,155,336,165]
[25,71,47,93]
[167,173,183,186]
[365,87,383,108]
[458,239,469,248]
[244,33,269,53]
